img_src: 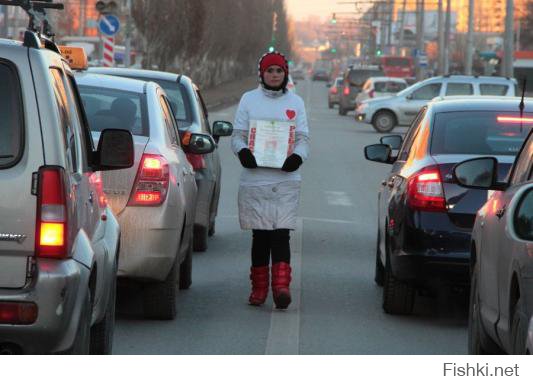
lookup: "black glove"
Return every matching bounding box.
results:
[281,153,303,172]
[238,148,258,169]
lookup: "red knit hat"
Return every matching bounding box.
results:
[259,52,289,76]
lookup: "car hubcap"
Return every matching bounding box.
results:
[378,115,391,129]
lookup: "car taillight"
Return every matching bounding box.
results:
[369,89,375,98]
[186,153,206,170]
[89,171,107,208]
[343,86,350,96]
[36,167,68,259]
[0,302,38,325]
[407,168,446,212]
[331,86,338,94]
[128,154,169,206]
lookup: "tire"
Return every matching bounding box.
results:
[372,110,396,133]
[142,259,178,320]
[179,237,193,290]
[208,220,215,237]
[193,224,208,252]
[468,265,493,354]
[66,289,91,354]
[382,243,415,315]
[90,259,117,355]
[511,298,528,355]
[338,106,347,116]
[374,230,384,287]
[328,102,333,109]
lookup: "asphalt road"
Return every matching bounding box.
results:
[114,78,469,354]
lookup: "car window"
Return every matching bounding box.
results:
[410,83,441,100]
[480,84,509,96]
[445,83,474,96]
[66,74,95,154]
[514,189,533,241]
[375,81,406,93]
[398,107,427,161]
[78,86,148,137]
[194,89,211,134]
[348,69,384,87]
[0,61,23,169]
[511,136,533,184]
[159,95,180,146]
[431,111,530,156]
[50,68,79,172]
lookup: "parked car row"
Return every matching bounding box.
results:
[364,96,533,354]
[0,28,233,354]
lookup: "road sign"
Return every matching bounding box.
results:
[98,14,120,36]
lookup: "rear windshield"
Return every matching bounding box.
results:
[78,86,148,136]
[0,62,23,168]
[431,111,530,156]
[384,57,410,67]
[374,81,406,93]
[348,69,384,86]
[479,84,509,96]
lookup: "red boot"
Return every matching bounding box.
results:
[271,262,292,309]
[249,266,269,306]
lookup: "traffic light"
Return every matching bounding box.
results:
[331,48,337,54]
[268,45,275,53]
[376,49,383,57]
[331,13,337,24]
[95,1,118,14]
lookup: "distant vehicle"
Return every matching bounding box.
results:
[379,56,415,78]
[364,98,531,316]
[338,65,384,116]
[355,77,408,107]
[87,67,234,252]
[312,68,330,81]
[356,75,518,132]
[328,77,343,109]
[0,31,133,354]
[453,126,533,354]
[514,51,533,96]
[76,72,216,320]
[291,68,306,80]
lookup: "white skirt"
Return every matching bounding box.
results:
[238,181,301,230]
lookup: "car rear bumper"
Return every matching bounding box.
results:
[116,207,179,281]
[0,258,90,354]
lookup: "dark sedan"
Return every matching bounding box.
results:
[88,67,233,252]
[364,98,532,315]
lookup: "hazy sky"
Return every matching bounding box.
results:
[286,0,354,21]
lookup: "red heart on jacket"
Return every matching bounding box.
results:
[286,109,296,120]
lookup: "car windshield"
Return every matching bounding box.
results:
[396,81,425,97]
[431,111,531,156]
[78,86,148,136]
[348,69,384,86]
[374,81,407,93]
[0,63,22,168]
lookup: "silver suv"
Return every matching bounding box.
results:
[356,75,518,132]
[0,28,133,353]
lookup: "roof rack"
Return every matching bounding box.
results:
[0,0,63,50]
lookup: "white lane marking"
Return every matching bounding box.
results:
[325,190,353,207]
[218,215,357,225]
[265,218,303,355]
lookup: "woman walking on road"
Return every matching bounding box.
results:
[232,52,310,309]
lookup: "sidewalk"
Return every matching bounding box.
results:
[202,76,257,111]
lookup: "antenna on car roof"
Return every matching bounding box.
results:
[519,78,527,133]
[0,0,63,38]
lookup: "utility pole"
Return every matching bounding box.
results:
[79,0,86,35]
[415,0,425,80]
[443,0,451,74]
[398,0,407,51]
[124,0,132,67]
[1,5,8,38]
[502,0,514,77]
[437,0,444,75]
[465,0,474,75]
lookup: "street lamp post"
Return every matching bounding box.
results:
[502,0,514,77]
[465,0,474,75]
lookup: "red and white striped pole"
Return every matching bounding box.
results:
[103,35,115,67]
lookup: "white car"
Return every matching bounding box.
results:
[355,77,407,107]
[356,75,518,132]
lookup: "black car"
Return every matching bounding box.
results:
[312,68,330,81]
[88,67,233,252]
[364,98,532,315]
[339,65,384,116]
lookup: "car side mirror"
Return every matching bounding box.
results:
[452,157,505,190]
[185,133,216,155]
[93,129,134,171]
[513,188,533,241]
[380,135,403,150]
[406,94,413,100]
[212,121,233,137]
[364,144,394,164]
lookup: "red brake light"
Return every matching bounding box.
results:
[497,116,533,124]
[89,172,107,208]
[343,86,350,96]
[407,168,446,212]
[36,167,68,259]
[128,154,169,206]
[331,86,338,94]
[186,153,206,170]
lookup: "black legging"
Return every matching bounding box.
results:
[251,229,291,267]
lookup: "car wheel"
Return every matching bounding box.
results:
[208,220,215,237]
[511,298,528,354]
[90,258,117,354]
[179,235,193,290]
[372,111,396,133]
[382,241,415,315]
[374,232,384,287]
[193,224,208,252]
[338,106,347,116]
[142,258,178,320]
[66,289,91,354]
